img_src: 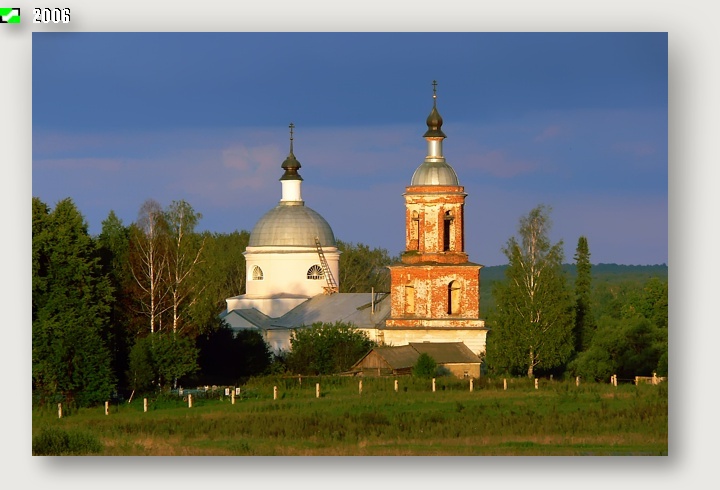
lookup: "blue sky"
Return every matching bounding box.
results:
[32,32,668,266]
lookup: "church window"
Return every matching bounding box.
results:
[252,266,264,281]
[443,210,454,251]
[307,264,324,280]
[404,284,416,314]
[410,211,420,250]
[448,280,461,315]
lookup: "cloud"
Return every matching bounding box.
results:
[533,125,563,142]
[470,150,540,178]
[612,141,657,156]
[33,157,124,172]
[221,144,283,190]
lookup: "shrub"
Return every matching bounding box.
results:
[32,427,103,456]
[412,353,437,379]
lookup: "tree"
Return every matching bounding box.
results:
[195,322,273,384]
[412,353,437,379]
[126,333,199,391]
[189,231,250,333]
[129,199,170,334]
[485,205,574,378]
[96,210,134,389]
[337,240,394,293]
[32,198,116,407]
[165,200,206,336]
[573,236,595,352]
[286,321,376,375]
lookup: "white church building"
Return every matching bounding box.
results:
[220,84,488,356]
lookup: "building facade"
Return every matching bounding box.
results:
[383,83,488,354]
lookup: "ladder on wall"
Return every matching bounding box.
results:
[315,236,338,294]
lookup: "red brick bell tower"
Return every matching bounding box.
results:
[383,82,487,354]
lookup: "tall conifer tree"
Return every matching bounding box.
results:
[574,236,594,352]
[32,198,115,407]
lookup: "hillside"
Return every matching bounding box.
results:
[479,263,668,316]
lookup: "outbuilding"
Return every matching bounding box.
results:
[350,342,481,379]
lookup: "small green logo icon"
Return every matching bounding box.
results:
[0,7,20,24]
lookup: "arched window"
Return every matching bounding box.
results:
[307,264,324,280]
[252,265,264,281]
[448,280,461,315]
[443,210,454,251]
[404,284,416,314]
[410,211,420,250]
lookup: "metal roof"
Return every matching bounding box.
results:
[352,342,480,371]
[271,292,391,329]
[220,308,274,330]
[409,342,480,364]
[410,161,459,186]
[248,202,336,248]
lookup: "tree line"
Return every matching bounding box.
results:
[32,197,396,407]
[485,205,668,381]
[32,196,667,407]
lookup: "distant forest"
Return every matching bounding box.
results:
[480,263,668,316]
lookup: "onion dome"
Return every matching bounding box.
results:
[410,80,459,186]
[280,123,303,181]
[248,123,337,247]
[248,204,336,247]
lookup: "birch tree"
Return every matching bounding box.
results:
[486,205,574,378]
[129,199,170,334]
[165,200,206,336]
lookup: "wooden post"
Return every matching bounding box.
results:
[316,383,320,398]
[105,401,109,415]
[432,378,436,392]
[231,390,235,405]
[576,376,580,387]
[534,378,539,390]
[298,375,302,387]
[394,379,398,392]
[359,380,363,395]
[274,386,278,400]
[58,403,62,419]
[144,398,148,413]
[503,379,507,390]
[652,372,658,385]
[469,378,474,392]
[188,394,193,408]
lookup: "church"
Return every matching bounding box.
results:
[220,83,488,356]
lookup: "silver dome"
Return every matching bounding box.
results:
[248,203,336,247]
[410,161,459,186]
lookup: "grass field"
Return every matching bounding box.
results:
[31,376,668,456]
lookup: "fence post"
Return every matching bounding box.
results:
[652,372,658,385]
[188,394,193,408]
[274,386,278,400]
[534,378,539,390]
[359,380,363,395]
[576,376,580,387]
[394,379,398,392]
[316,383,320,398]
[231,390,235,405]
[58,403,62,419]
[432,378,436,392]
[503,379,507,391]
[470,378,474,392]
[105,401,109,415]
[144,398,148,413]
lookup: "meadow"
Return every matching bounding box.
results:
[31,376,668,456]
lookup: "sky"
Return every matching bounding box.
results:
[31,32,667,266]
